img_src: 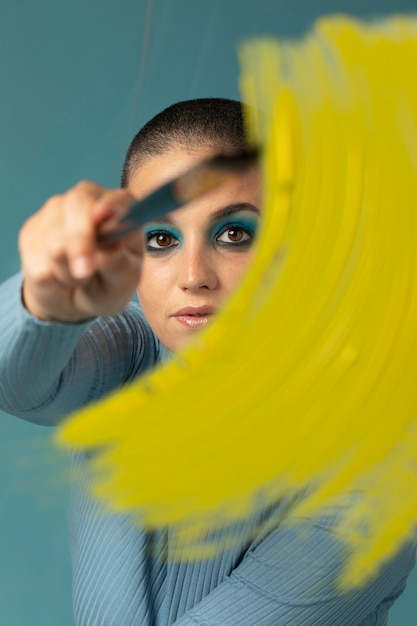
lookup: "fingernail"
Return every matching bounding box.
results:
[72,257,93,279]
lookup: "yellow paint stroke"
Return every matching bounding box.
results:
[57,15,417,587]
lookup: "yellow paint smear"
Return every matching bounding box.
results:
[57,15,417,587]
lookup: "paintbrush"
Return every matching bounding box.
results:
[99,149,259,244]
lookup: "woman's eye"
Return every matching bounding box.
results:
[216,227,253,245]
[146,231,179,250]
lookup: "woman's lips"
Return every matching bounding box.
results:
[171,306,216,329]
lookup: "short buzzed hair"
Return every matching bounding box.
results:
[121,98,248,187]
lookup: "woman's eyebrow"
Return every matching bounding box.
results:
[146,214,175,225]
[145,203,260,226]
[211,203,260,220]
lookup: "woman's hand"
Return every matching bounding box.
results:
[19,181,143,323]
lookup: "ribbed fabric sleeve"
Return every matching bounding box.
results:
[0,273,415,625]
[0,273,163,425]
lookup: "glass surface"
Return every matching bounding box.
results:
[0,1,416,623]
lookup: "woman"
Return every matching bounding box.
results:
[0,98,414,625]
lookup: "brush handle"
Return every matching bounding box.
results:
[98,149,259,244]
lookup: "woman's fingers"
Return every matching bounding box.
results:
[19,182,143,322]
[61,182,137,278]
[62,181,105,279]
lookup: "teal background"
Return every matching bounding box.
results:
[0,1,416,624]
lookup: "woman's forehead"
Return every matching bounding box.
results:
[128,144,232,199]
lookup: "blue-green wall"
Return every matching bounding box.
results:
[0,1,416,624]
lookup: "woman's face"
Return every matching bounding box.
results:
[129,144,261,352]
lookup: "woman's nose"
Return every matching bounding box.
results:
[177,244,218,291]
